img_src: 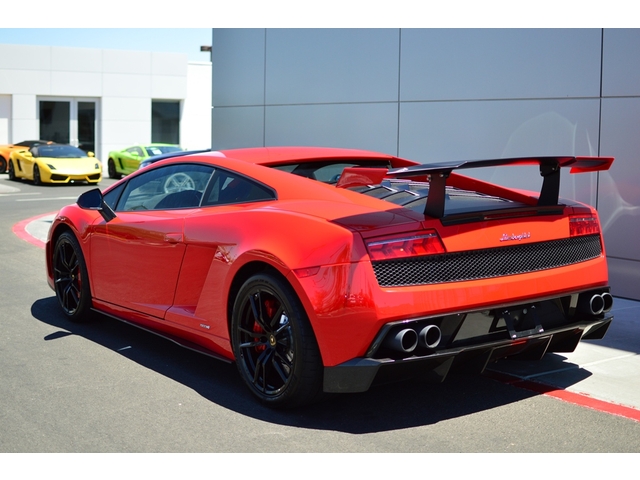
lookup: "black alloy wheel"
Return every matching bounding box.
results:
[8,160,17,181]
[0,156,6,174]
[108,159,120,179]
[33,164,42,186]
[53,232,93,322]
[231,273,323,408]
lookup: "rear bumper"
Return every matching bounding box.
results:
[323,314,612,393]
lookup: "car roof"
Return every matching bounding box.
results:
[218,146,403,166]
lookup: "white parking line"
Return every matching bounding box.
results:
[16,197,79,202]
[0,192,41,197]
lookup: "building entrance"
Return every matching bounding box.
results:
[38,98,98,154]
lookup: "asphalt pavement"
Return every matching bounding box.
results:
[8,182,640,423]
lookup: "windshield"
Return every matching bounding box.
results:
[34,145,87,158]
[146,145,182,157]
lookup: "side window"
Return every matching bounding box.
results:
[116,164,214,211]
[103,183,126,210]
[126,147,143,156]
[202,170,275,206]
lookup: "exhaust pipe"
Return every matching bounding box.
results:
[384,329,418,353]
[601,292,614,313]
[419,325,441,349]
[578,293,606,315]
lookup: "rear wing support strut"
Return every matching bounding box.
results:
[387,156,614,219]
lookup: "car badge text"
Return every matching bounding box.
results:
[500,232,531,242]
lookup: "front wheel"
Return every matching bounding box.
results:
[33,164,42,185]
[0,156,6,174]
[7,160,17,181]
[53,232,93,322]
[231,273,323,408]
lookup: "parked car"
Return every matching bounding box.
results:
[108,144,183,178]
[138,148,212,170]
[8,144,102,185]
[0,140,53,174]
[46,147,614,408]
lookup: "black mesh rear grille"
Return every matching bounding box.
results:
[372,235,602,287]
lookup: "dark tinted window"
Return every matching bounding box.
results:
[32,145,87,158]
[103,183,126,210]
[202,170,275,206]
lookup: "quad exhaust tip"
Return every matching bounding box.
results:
[384,325,441,353]
[579,292,614,316]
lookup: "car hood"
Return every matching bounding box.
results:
[39,157,99,172]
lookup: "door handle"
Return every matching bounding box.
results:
[164,233,183,244]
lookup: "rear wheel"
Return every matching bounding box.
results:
[53,232,93,322]
[33,164,42,185]
[231,273,323,408]
[108,158,121,179]
[0,156,6,174]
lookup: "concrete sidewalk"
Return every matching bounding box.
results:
[17,212,640,418]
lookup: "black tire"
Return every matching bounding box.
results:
[231,273,323,408]
[108,158,121,179]
[0,156,6,174]
[53,232,93,322]
[7,160,17,181]
[33,164,42,185]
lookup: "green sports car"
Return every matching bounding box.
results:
[108,144,183,178]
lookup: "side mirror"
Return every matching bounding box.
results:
[77,188,116,222]
[87,151,95,157]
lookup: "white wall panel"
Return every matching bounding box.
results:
[102,49,151,74]
[400,29,602,101]
[151,52,188,76]
[101,120,151,148]
[181,63,212,150]
[50,71,103,96]
[11,94,36,120]
[10,118,38,142]
[0,69,51,94]
[0,95,10,143]
[102,73,151,97]
[151,75,187,99]
[0,44,50,70]
[101,97,150,121]
[51,46,102,73]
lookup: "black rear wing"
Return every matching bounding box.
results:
[339,156,614,219]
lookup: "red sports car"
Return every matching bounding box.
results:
[46,147,614,408]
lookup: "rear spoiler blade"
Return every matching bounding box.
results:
[338,156,614,219]
[388,156,614,177]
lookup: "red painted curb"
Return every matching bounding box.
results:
[12,212,56,250]
[486,370,640,423]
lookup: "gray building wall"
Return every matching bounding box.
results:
[212,28,640,300]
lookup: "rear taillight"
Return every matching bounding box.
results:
[570,215,600,237]
[366,230,445,261]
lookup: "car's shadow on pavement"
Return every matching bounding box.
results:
[32,296,592,434]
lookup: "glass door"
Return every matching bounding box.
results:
[38,98,98,154]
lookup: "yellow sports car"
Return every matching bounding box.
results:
[0,140,52,173]
[8,144,102,185]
